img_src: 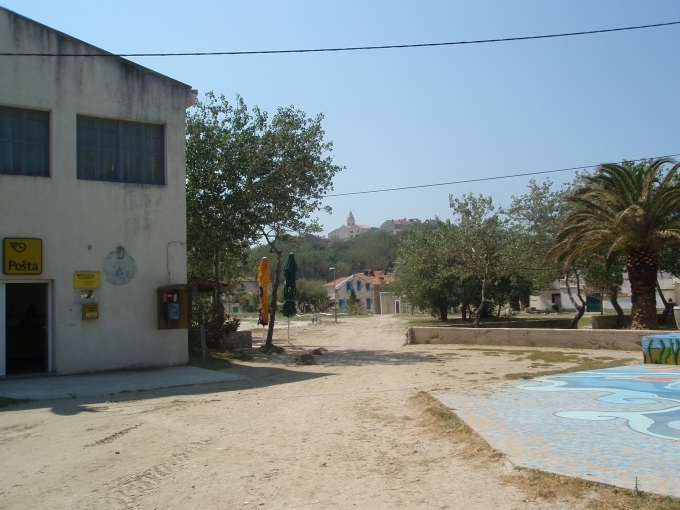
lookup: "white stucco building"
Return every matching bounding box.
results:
[530,272,679,313]
[0,8,196,375]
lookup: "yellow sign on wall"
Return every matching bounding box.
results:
[74,271,100,289]
[82,303,99,320]
[3,238,42,275]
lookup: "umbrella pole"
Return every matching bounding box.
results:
[287,316,291,345]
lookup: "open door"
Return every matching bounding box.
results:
[4,283,48,375]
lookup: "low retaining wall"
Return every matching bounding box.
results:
[406,327,657,351]
[448,319,573,329]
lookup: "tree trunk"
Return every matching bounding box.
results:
[213,247,225,314]
[474,269,488,328]
[438,301,448,322]
[461,300,468,321]
[627,249,659,330]
[497,303,502,318]
[565,268,586,329]
[609,286,625,328]
[265,249,284,348]
[656,280,668,325]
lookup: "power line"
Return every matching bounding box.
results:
[1,21,679,57]
[325,153,680,197]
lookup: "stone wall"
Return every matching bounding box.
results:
[406,327,655,351]
[216,330,252,350]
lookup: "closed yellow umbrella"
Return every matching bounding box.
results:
[257,257,270,326]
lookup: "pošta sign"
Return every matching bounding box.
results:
[74,271,100,289]
[3,238,42,275]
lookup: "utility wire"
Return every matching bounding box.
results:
[325,153,680,197]
[1,21,679,57]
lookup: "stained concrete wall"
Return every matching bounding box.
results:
[445,319,573,329]
[406,327,654,351]
[0,8,194,374]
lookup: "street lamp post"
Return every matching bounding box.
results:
[329,267,337,323]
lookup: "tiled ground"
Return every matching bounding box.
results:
[435,365,680,497]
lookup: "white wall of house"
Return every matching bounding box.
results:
[0,8,194,374]
[530,272,679,313]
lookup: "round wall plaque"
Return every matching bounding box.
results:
[103,247,137,285]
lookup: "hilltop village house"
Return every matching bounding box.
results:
[380,218,422,234]
[0,7,196,375]
[327,212,424,240]
[327,211,373,240]
[323,270,410,314]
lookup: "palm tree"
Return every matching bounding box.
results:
[547,158,680,330]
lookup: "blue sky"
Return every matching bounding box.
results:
[5,1,680,235]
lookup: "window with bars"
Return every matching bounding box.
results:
[77,116,164,184]
[0,106,50,177]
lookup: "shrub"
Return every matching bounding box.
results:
[189,296,240,354]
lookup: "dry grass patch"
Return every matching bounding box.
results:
[295,353,318,365]
[418,391,680,510]
[258,344,285,354]
[413,391,503,461]
[505,355,637,380]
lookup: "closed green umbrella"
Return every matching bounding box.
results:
[281,253,297,318]
[282,253,297,345]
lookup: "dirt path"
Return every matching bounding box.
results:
[0,315,638,509]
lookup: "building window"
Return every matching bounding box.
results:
[365,283,371,291]
[356,281,361,291]
[77,116,164,184]
[346,282,352,291]
[0,106,49,177]
[366,298,371,310]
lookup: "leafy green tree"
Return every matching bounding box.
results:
[450,193,512,327]
[249,229,400,281]
[186,93,266,311]
[504,179,567,300]
[548,158,680,330]
[256,107,343,349]
[579,251,626,326]
[347,289,361,313]
[392,221,463,321]
[276,278,329,312]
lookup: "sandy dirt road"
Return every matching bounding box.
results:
[0,315,637,509]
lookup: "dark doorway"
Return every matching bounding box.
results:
[5,283,48,374]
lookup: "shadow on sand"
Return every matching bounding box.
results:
[0,363,330,416]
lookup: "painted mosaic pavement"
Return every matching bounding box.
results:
[434,365,680,497]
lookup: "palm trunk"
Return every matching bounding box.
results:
[627,249,658,330]
[609,286,625,328]
[265,249,284,348]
